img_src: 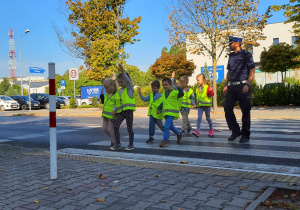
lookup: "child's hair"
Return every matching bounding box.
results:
[162,78,172,85]
[180,76,189,83]
[151,80,160,88]
[197,74,212,87]
[117,72,131,81]
[103,79,118,92]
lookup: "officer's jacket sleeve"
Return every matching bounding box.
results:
[246,52,255,70]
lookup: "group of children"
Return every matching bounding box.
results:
[100,64,214,150]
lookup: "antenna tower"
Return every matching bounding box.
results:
[8,29,17,78]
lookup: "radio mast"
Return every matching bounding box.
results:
[8,29,17,78]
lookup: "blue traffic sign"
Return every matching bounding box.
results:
[60,80,65,87]
[29,67,45,74]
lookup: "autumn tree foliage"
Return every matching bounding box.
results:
[55,0,141,80]
[260,43,300,82]
[151,46,196,79]
[167,0,270,111]
[272,0,300,42]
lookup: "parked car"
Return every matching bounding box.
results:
[75,95,92,106]
[0,95,19,111]
[57,96,78,106]
[30,93,65,109]
[10,95,40,110]
[264,83,285,89]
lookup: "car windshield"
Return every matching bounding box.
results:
[0,96,13,101]
[39,94,49,99]
[20,96,29,100]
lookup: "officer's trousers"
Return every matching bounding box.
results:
[224,84,251,138]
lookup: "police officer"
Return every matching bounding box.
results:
[223,36,255,143]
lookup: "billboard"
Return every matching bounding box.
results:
[200,65,225,83]
[81,86,104,99]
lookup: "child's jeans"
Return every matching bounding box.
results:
[163,116,180,141]
[149,115,164,138]
[197,107,213,131]
[102,118,115,146]
[180,108,192,132]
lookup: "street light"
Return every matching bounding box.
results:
[20,29,30,95]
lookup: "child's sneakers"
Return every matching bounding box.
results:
[187,128,192,134]
[160,140,169,147]
[177,132,183,144]
[146,137,154,143]
[124,145,134,151]
[192,130,200,137]
[208,129,214,137]
[110,144,121,151]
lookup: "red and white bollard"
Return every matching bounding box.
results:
[48,62,57,180]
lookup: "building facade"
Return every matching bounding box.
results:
[187,22,300,86]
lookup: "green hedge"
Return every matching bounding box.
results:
[136,82,300,107]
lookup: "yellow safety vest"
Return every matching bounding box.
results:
[115,87,136,113]
[196,85,212,107]
[180,88,194,108]
[102,93,116,119]
[148,93,163,120]
[162,90,180,120]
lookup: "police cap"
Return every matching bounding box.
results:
[228,36,243,45]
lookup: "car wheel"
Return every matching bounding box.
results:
[0,105,5,111]
[21,104,27,110]
[45,103,50,109]
[82,102,86,105]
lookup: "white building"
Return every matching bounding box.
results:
[187,22,300,86]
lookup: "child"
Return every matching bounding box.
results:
[100,79,118,150]
[192,74,214,137]
[171,71,195,136]
[137,80,164,143]
[157,78,184,147]
[112,64,136,151]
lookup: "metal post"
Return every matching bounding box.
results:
[28,68,31,112]
[74,80,75,98]
[19,36,23,95]
[49,62,57,180]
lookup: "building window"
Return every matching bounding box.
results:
[273,38,279,45]
[292,36,299,48]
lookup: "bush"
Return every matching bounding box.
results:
[92,96,100,107]
[69,97,77,108]
[79,105,93,108]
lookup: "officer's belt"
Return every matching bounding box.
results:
[228,80,247,86]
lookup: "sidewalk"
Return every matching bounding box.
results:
[8,106,300,119]
[1,144,300,210]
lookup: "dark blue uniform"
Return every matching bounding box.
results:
[224,49,255,139]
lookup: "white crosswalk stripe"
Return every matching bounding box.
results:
[75,119,300,174]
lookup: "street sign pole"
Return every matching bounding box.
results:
[49,62,57,180]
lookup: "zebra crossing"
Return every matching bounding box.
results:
[57,118,300,176]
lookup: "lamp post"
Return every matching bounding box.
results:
[19,29,30,95]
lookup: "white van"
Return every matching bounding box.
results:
[75,95,92,106]
[0,95,20,111]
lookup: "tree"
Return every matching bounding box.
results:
[151,46,196,79]
[55,0,141,80]
[203,62,212,82]
[0,78,10,95]
[260,43,300,82]
[167,0,270,111]
[272,0,300,44]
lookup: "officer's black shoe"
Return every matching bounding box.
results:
[239,136,250,143]
[228,132,241,141]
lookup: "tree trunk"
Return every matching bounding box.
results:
[212,57,217,113]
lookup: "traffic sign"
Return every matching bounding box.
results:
[60,80,65,89]
[69,68,79,80]
[29,67,46,74]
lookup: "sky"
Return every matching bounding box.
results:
[0,0,290,79]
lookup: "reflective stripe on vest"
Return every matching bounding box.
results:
[181,89,193,108]
[102,93,116,119]
[196,85,212,107]
[115,87,136,113]
[148,93,163,120]
[162,90,180,120]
